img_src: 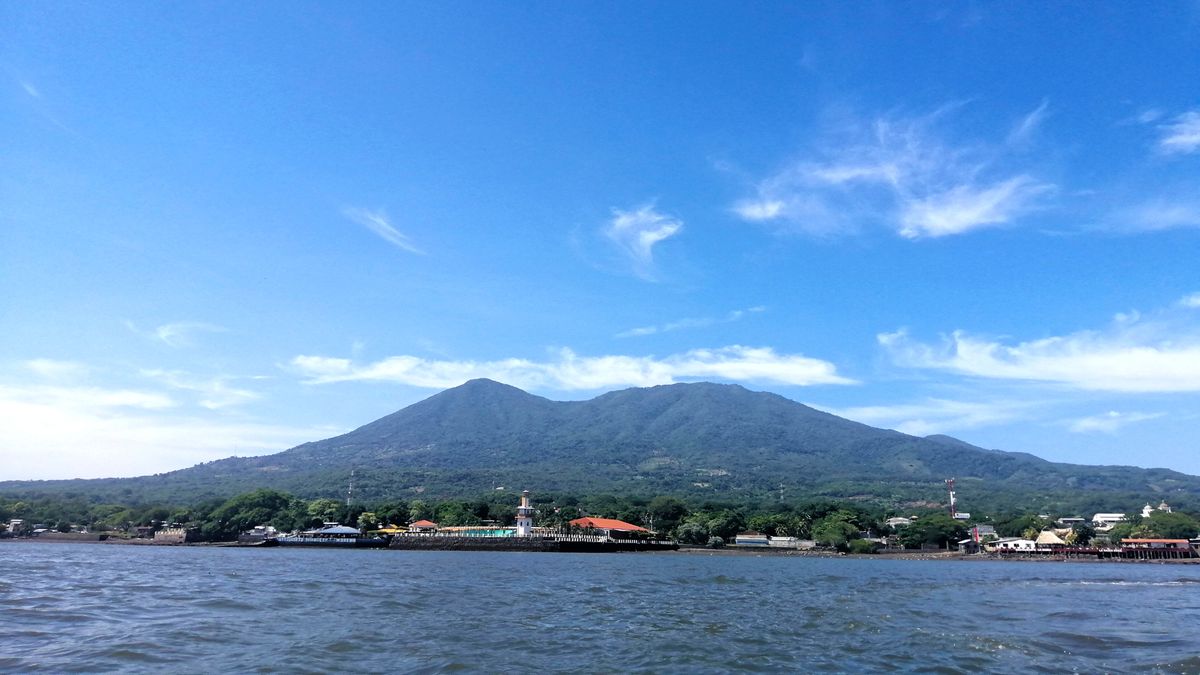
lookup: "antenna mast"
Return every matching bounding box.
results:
[945,478,956,518]
[347,469,355,508]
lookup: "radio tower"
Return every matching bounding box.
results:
[945,478,957,518]
[346,469,355,508]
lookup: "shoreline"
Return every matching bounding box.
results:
[7,537,1200,563]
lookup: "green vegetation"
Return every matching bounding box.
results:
[4,486,1198,551]
[1107,510,1200,541]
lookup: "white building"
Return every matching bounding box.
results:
[1092,513,1126,531]
[990,537,1037,552]
[1141,501,1173,518]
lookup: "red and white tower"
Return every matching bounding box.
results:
[516,490,534,536]
[945,478,957,518]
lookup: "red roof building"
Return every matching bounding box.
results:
[569,517,648,532]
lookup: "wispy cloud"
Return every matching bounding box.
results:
[141,369,261,410]
[291,344,854,391]
[126,320,228,348]
[0,383,176,411]
[23,358,88,380]
[19,80,41,99]
[822,398,1033,437]
[155,322,226,348]
[343,207,425,255]
[1066,410,1165,434]
[1157,110,1200,155]
[616,306,766,338]
[1007,99,1049,147]
[879,298,1200,393]
[1179,292,1200,309]
[733,105,1054,239]
[604,203,683,280]
[1117,199,1200,232]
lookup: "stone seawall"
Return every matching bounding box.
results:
[390,536,562,552]
[389,536,679,553]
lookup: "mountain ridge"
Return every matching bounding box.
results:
[3,378,1198,513]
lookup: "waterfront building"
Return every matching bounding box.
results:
[989,537,1036,552]
[734,531,770,547]
[568,517,650,539]
[1035,530,1067,551]
[408,520,439,533]
[1119,538,1195,560]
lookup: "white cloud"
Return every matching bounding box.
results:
[1158,110,1200,155]
[823,398,1032,437]
[1119,199,1200,232]
[0,384,331,480]
[1066,410,1164,434]
[154,321,227,348]
[1007,99,1049,146]
[1,383,176,411]
[616,306,765,338]
[1136,109,1163,124]
[899,175,1051,238]
[1179,293,1200,309]
[604,204,683,279]
[141,369,261,410]
[732,199,784,221]
[343,207,425,255]
[880,300,1200,392]
[23,358,88,379]
[19,80,41,99]
[291,344,854,390]
[733,106,1053,239]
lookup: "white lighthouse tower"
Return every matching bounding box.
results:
[516,490,534,537]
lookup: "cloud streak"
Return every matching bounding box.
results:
[823,398,1033,437]
[616,306,766,338]
[604,204,683,279]
[1067,410,1165,434]
[291,344,854,390]
[141,369,261,410]
[733,105,1054,239]
[879,299,1200,392]
[1158,110,1200,155]
[343,207,425,255]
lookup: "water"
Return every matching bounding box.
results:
[2,543,1199,673]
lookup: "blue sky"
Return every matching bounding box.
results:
[3,4,1200,480]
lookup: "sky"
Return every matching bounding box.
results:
[3,4,1200,480]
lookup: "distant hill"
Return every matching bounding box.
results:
[4,379,1198,514]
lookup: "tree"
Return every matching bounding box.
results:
[307,499,343,525]
[408,500,431,522]
[1143,511,1200,539]
[1071,523,1095,546]
[204,489,302,541]
[812,513,859,549]
[703,510,747,541]
[356,511,381,531]
[899,514,967,549]
[647,496,688,534]
[674,522,709,545]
